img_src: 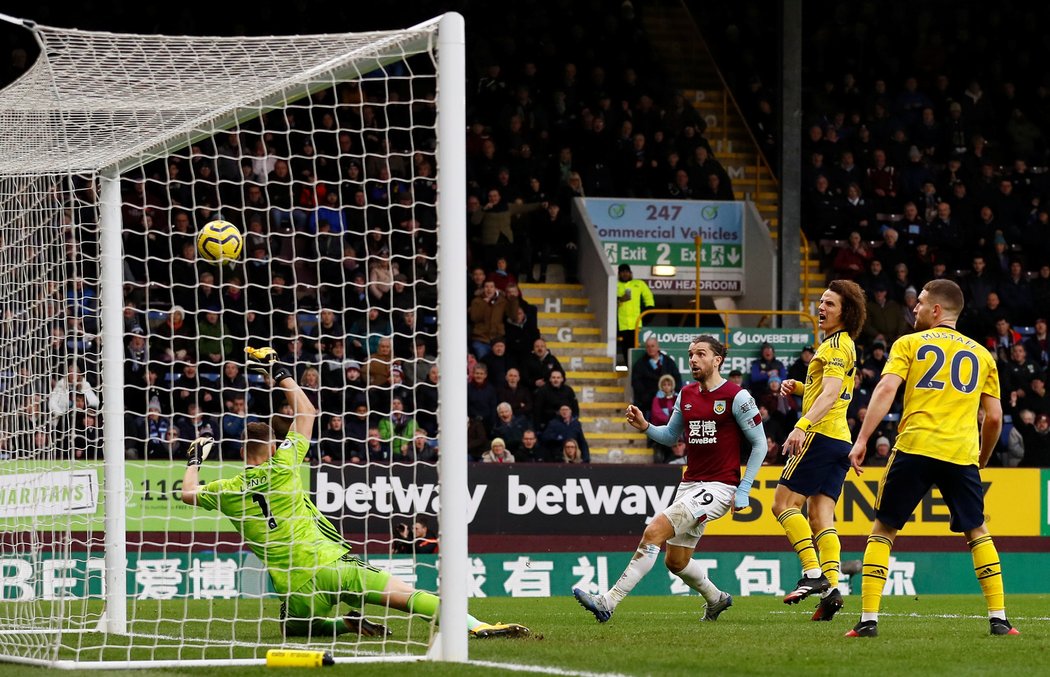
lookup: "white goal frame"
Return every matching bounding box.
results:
[0,11,467,667]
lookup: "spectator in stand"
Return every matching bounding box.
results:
[787,345,814,384]
[648,374,678,463]
[467,266,487,304]
[998,260,1035,325]
[482,437,516,464]
[630,337,682,411]
[875,227,906,276]
[860,339,888,391]
[1023,318,1050,371]
[365,425,391,464]
[758,374,799,433]
[616,264,655,367]
[986,316,1023,362]
[560,438,584,464]
[1017,412,1050,467]
[367,336,395,388]
[467,363,498,435]
[318,415,349,465]
[481,336,511,388]
[532,369,578,431]
[497,367,533,420]
[485,256,518,291]
[1000,343,1042,416]
[518,428,543,463]
[523,338,564,389]
[379,396,417,460]
[831,231,874,282]
[410,430,438,464]
[492,402,529,455]
[841,183,877,241]
[748,342,787,397]
[541,404,590,463]
[867,436,893,467]
[862,283,909,347]
[469,279,518,360]
[902,286,919,328]
[961,254,999,310]
[858,259,892,300]
[864,148,898,213]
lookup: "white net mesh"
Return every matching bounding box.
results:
[0,14,460,667]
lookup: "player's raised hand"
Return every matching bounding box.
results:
[625,404,649,432]
[780,379,797,397]
[848,441,867,475]
[186,436,214,467]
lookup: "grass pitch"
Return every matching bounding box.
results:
[0,594,1045,676]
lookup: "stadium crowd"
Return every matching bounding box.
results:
[8,1,1050,467]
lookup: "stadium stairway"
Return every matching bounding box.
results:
[521,281,652,464]
[641,3,825,312]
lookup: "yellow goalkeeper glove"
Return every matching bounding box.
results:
[244,346,293,383]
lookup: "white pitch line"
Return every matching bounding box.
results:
[767,610,1050,621]
[470,660,631,677]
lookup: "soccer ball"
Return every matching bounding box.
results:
[196,220,243,263]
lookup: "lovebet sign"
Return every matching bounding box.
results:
[585,198,745,295]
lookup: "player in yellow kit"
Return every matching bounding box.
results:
[846,280,1019,637]
[181,346,528,639]
[774,279,867,621]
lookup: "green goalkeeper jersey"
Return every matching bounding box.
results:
[196,430,348,594]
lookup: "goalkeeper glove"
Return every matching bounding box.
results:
[245,346,293,383]
[186,436,215,467]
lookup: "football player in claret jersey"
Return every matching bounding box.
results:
[846,280,1019,638]
[774,279,867,621]
[572,335,766,623]
[180,346,528,639]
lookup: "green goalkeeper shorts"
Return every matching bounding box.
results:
[283,552,392,623]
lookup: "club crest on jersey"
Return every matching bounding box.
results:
[713,400,726,415]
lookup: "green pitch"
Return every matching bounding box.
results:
[0,594,1045,676]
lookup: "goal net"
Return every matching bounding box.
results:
[0,12,467,668]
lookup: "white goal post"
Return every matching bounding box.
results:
[0,11,466,668]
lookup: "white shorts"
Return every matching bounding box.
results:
[663,481,735,548]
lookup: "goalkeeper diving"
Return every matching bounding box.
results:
[181,346,529,639]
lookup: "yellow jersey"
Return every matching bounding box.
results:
[802,329,855,443]
[884,326,999,466]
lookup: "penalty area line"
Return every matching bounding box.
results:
[471,659,631,677]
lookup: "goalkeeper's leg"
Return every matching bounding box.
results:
[365,565,528,637]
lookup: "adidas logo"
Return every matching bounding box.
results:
[868,568,887,577]
[978,567,996,576]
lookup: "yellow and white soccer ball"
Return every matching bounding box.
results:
[196,220,243,263]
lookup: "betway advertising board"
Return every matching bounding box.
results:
[584,198,745,295]
[632,326,816,382]
[314,465,1044,538]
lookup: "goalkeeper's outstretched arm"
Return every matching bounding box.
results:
[180,436,215,506]
[245,345,317,438]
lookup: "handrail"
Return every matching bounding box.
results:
[800,231,811,310]
[632,308,820,352]
[677,1,778,189]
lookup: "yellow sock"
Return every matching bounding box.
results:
[969,535,1005,613]
[777,508,819,574]
[814,528,841,589]
[861,535,892,615]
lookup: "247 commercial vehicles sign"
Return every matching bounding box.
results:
[585,198,745,294]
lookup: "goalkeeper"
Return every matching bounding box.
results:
[181,346,528,640]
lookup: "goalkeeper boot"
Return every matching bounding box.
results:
[811,588,844,621]
[470,622,530,639]
[990,618,1020,635]
[572,587,612,623]
[701,592,733,621]
[345,612,391,637]
[783,573,830,605]
[845,620,878,637]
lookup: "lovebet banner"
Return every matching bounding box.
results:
[313,465,1044,537]
[584,198,745,295]
[5,551,1049,600]
[632,326,816,382]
